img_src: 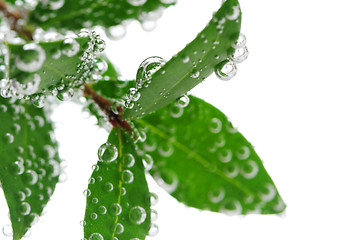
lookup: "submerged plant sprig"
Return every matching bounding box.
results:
[0,0,285,239]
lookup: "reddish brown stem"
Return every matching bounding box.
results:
[0,0,34,41]
[83,84,131,131]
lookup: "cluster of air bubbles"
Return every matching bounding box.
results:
[215,33,248,81]
[0,29,105,108]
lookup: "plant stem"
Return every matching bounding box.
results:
[0,0,33,41]
[83,84,131,131]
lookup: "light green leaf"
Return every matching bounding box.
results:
[4,36,96,100]
[29,0,175,31]
[0,97,62,240]
[83,128,151,240]
[123,0,242,119]
[135,96,286,215]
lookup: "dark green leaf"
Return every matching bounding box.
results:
[4,36,95,100]
[29,0,175,31]
[135,96,286,215]
[123,0,242,119]
[0,97,61,240]
[83,128,151,240]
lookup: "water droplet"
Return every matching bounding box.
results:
[129,206,146,224]
[169,104,184,118]
[19,202,31,215]
[31,95,45,108]
[29,213,39,226]
[17,191,26,201]
[11,161,24,175]
[110,203,122,216]
[93,58,108,76]
[98,142,118,163]
[114,223,124,234]
[236,146,250,160]
[215,60,237,81]
[92,197,98,204]
[148,224,159,237]
[240,160,259,179]
[124,153,135,168]
[88,177,95,184]
[209,118,222,134]
[229,46,249,64]
[106,25,126,40]
[13,73,41,95]
[221,199,242,216]
[121,170,134,184]
[151,209,158,221]
[190,69,200,78]
[209,188,225,203]
[142,154,153,171]
[89,233,103,240]
[224,163,238,178]
[182,56,190,63]
[79,220,86,226]
[16,43,46,72]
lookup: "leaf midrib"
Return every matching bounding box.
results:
[137,119,253,197]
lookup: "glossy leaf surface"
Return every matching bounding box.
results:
[0,97,61,240]
[136,96,286,215]
[83,129,151,240]
[123,0,242,119]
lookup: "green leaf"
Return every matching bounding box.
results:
[135,96,286,215]
[29,0,175,31]
[123,0,242,119]
[83,128,151,240]
[4,36,95,100]
[0,97,62,240]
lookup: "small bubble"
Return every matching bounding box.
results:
[215,60,237,81]
[149,192,158,206]
[62,38,80,57]
[110,203,122,216]
[209,188,225,203]
[98,142,118,163]
[106,25,126,40]
[89,233,103,240]
[221,199,242,216]
[226,5,241,20]
[129,206,146,224]
[2,224,12,237]
[136,56,166,89]
[122,170,134,184]
[4,133,14,143]
[15,43,46,72]
[176,95,189,108]
[151,209,158,221]
[98,206,107,215]
[92,198,98,204]
[11,161,24,175]
[148,224,159,237]
[24,170,38,185]
[229,46,249,64]
[124,153,135,168]
[104,182,114,192]
[80,220,86,226]
[240,160,259,179]
[182,56,190,63]
[127,0,146,6]
[154,171,178,194]
[232,33,247,49]
[209,118,222,134]
[218,149,232,163]
[83,189,91,197]
[142,154,153,171]
[190,69,200,78]
[236,146,250,160]
[114,223,124,234]
[90,213,98,221]
[19,202,31,215]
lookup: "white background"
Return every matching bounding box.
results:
[2,0,361,239]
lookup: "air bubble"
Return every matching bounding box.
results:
[218,149,232,163]
[124,153,135,168]
[129,206,146,224]
[154,171,178,194]
[103,182,113,192]
[114,223,124,234]
[83,189,91,197]
[2,224,12,237]
[4,133,14,143]
[176,95,189,108]
[11,161,24,175]
[61,38,80,57]
[19,202,31,215]
[209,118,222,134]
[94,58,108,76]
[226,5,241,20]
[127,0,146,6]
[56,88,74,101]
[259,184,277,202]
[16,43,46,72]
[190,69,200,78]
[24,170,38,185]
[136,56,165,89]
[90,213,98,220]
[12,73,41,95]
[221,200,242,216]
[98,206,107,215]
[142,154,153,171]
[215,60,237,81]
[89,233,103,240]
[122,170,134,184]
[182,56,190,63]
[229,46,249,64]
[45,0,65,10]
[106,25,126,40]
[232,33,247,49]
[148,224,159,237]
[169,105,184,118]
[236,146,250,160]
[149,192,158,206]
[209,188,225,203]
[240,160,258,179]
[98,142,118,163]
[110,203,122,216]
